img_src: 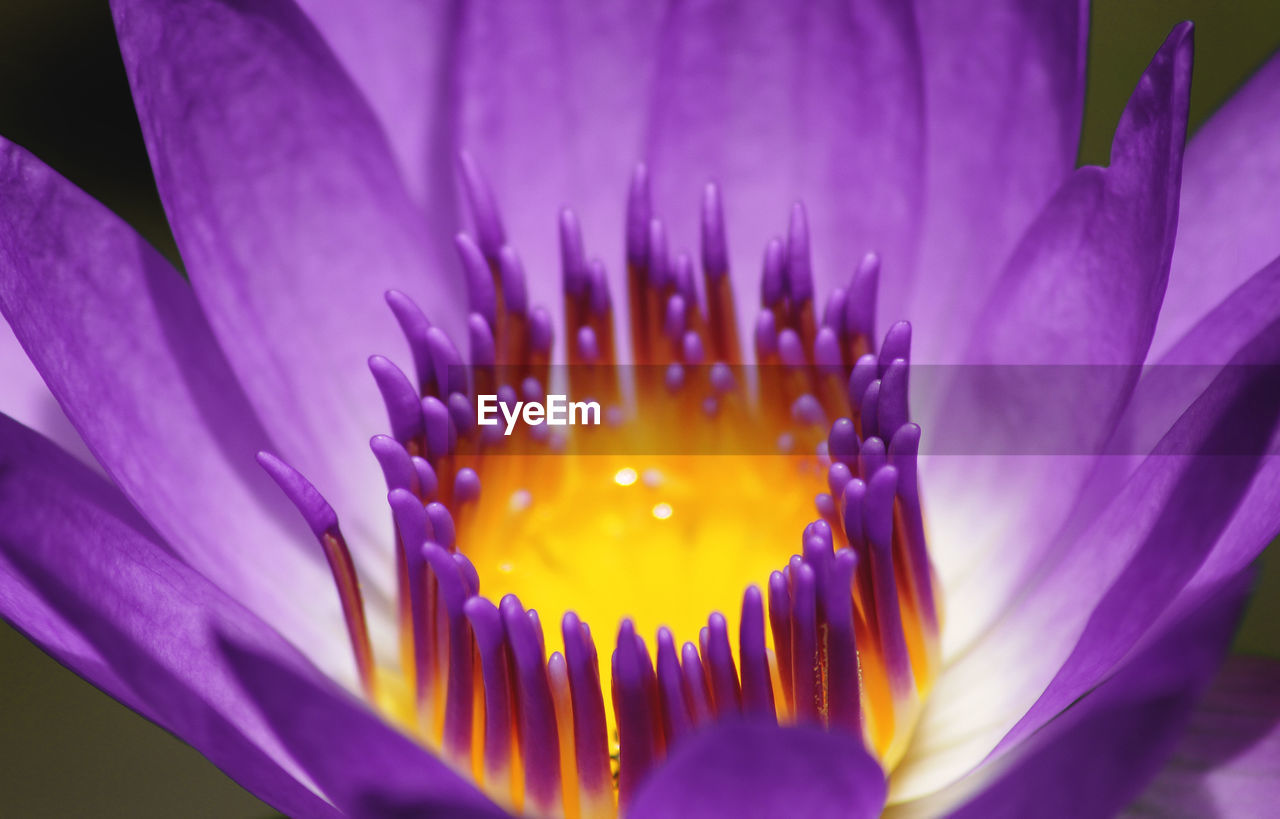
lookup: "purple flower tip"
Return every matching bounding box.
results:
[559,208,587,296]
[627,163,652,266]
[255,451,337,539]
[457,149,506,259]
[701,181,728,276]
[786,201,814,304]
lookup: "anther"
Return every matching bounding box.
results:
[457,150,506,260]
[369,355,425,448]
[256,452,376,698]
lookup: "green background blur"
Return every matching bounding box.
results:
[1,1,1278,816]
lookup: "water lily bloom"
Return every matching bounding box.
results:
[3,1,1280,816]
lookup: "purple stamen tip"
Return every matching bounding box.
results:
[709,362,736,394]
[648,218,670,289]
[786,201,813,304]
[497,245,529,317]
[859,436,887,480]
[879,321,912,375]
[656,627,692,745]
[701,181,729,276]
[369,355,425,445]
[841,478,867,549]
[422,396,456,459]
[577,325,600,363]
[706,612,741,715]
[740,587,776,719]
[823,287,847,334]
[384,290,435,393]
[256,451,337,539]
[878,358,910,438]
[447,392,476,437]
[457,150,506,258]
[815,492,837,519]
[665,362,685,393]
[454,233,498,327]
[755,310,778,357]
[370,434,414,493]
[889,422,922,465]
[846,252,880,341]
[778,328,806,368]
[682,330,705,366]
[588,259,611,316]
[389,487,429,554]
[454,467,481,504]
[468,313,496,368]
[860,380,882,440]
[529,306,554,354]
[791,393,826,427]
[627,163,652,266]
[411,455,438,500]
[848,354,878,410]
[865,466,898,547]
[761,237,786,307]
[559,208,587,297]
[455,551,480,596]
[426,326,466,398]
[814,326,843,374]
[521,376,546,405]
[827,462,853,497]
[828,418,859,465]
[426,501,456,550]
[674,253,697,304]
[665,293,687,342]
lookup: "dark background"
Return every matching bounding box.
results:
[1,1,1278,816]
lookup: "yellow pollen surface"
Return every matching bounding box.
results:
[457,449,826,736]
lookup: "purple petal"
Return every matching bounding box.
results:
[909,0,1087,361]
[924,24,1193,652]
[219,634,509,819]
[112,0,460,579]
[895,570,1249,815]
[294,0,459,211]
[646,0,924,334]
[0,415,338,818]
[1129,656,1280,817]
[630,720,886,819]
[0,317,95,468]
[454,1,667,318]
[0,140,345,678]
[1063,255,1280,558]
[895,307,1280,802]
[1150,50,1280,360]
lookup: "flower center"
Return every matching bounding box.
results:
[259,158,942,818]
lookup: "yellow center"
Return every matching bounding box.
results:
[458,447,827,735]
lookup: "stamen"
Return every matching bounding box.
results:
[369,355,425,450]
[561,612,612,817]
[679,640,713,727]
[503,595,562,815]
[384,289,436,395]
[456,233,498,328]
[613,619,657,811]
[655,628,693,746]
[458,150,507,261]
[738,586,776,719]
[255,452,376,698]
[845,253,880,349]
[464,596,515,807]
[878,358,910,440]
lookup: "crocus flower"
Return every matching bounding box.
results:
[2,2,1278,817]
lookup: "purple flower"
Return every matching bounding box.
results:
[1,2,1278,817]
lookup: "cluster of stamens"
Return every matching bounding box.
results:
[259,156,941,817]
